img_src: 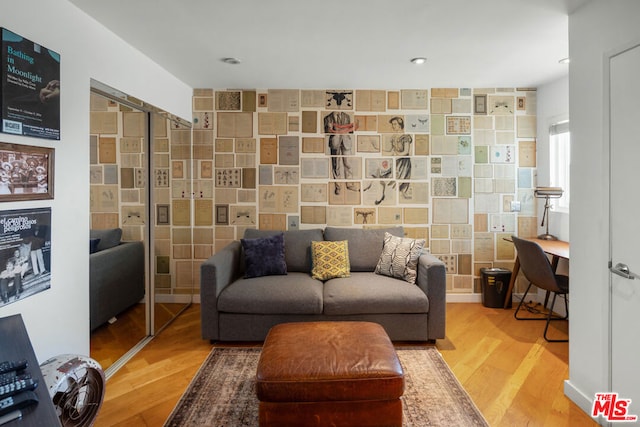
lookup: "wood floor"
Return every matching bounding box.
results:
[93,303,597,427]
[90,303,189,371]
[90,304,146,371]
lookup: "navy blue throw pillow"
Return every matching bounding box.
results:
[90,238,101,254]
[241,233,287,278]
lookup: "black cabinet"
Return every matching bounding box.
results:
[0,314,60,426]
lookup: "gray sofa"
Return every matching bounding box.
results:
[90,228,145,331]
[200,226,446,342]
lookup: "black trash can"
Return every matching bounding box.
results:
[480,268,512,309]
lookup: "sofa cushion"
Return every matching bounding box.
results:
[323,272,429,315]
[375,232,426,284]
[241,233,287,278]
[244,228,323,272]
[89,228,122,252]
[218,272,324,314]
[311,240,350,281]
[324,226,404,272]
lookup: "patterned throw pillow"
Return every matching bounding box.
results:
[241,233,287,279]
[310,240,350,281]
[375,232,426,284]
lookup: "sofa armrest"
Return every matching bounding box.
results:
[200,240,242,340]
[416,253,446,340]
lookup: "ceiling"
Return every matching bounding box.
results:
[69,0,589,90]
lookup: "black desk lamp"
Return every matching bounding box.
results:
[534,187,563,240]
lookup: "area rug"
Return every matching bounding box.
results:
[164,347,489,426]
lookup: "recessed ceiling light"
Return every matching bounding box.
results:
[558,57,570,64]
[411,57,427,65]
[221,57,241,65]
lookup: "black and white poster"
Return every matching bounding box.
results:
[0,207,51,307]
[1,28,60,140]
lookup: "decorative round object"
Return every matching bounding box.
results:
[40,354,105,427]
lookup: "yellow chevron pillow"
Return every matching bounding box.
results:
[311,240,350,281]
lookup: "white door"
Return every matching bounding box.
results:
[609,42,640,424]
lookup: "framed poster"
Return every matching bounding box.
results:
[0,142,54,201]
[446,116,471,134]
[258,93,267,108]
[474,94,487,115]
[0,207,51,307]
[215,204,229,225]
[156,204,170,225]
[1,28,60,140]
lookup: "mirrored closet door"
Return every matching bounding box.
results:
[88,81,193,375]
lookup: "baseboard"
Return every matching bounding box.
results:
[154,294,194,304]
[180,294,518,305]
[445,293,525,303]
[446,293,483,303]
[564,380,601,425]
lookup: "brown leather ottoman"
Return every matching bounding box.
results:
[256,321,404,427]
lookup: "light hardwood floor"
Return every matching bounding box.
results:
[94,303,597,427]
[90,304,146,371]
[90,303,189,371]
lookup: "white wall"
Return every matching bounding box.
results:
[537,76,570,243]
[565,0,640,417]
[0,0,192,362]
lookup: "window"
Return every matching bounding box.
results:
[549,121,570,211]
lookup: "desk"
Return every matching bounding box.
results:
[504,238,570,309]
[0,314,61,426]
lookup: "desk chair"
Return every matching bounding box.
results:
[511,236,569,342]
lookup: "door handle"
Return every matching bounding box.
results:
[609,262,640,280]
